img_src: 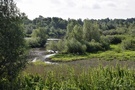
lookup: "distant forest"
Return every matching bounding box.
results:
[23,15,135,38]
[23,15,135,53]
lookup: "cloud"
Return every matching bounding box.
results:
[49,0,61,5]
[65,0,76,7]
[92,4,101,9]
[16,0,135,20]
[107,3,116,7]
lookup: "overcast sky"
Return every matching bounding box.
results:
[16,0,135,20]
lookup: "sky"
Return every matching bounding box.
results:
[16,0,135,20]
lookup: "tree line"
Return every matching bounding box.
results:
[23,16,135,53]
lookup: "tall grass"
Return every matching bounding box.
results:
[17,65,135,90]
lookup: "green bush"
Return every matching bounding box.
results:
[100,36,110,50]
[107,35,125,44]
[83,40,103,52]
[88,40,102,52]
[66,38,87,54]
[121,38,135,50]
[46,41,58,52]
[57,40,67,53]
[26,38,40,48]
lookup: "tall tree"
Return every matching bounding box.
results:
[83,20,100,42]
[0,0,27,88]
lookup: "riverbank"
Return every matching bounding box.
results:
[27,46,135,68]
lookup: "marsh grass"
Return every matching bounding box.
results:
[16,44,135,90]
[51,54,87,62]
[23,61,47,76]
[20,64,135,90]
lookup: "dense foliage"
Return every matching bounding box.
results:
[23,16,67,38]
[24,16,135,53]
[0,0,27,89]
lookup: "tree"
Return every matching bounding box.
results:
[0,0,27,89]
[32,27,47,47]
[72,25,83,41]
[66,19,81,39]
[83,20,100,42]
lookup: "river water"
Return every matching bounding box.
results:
[28,48,57,64]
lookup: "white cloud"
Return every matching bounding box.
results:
[92,4,101,9]
[15,0,135,20]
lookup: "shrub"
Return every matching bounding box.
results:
[66,38,87,54]
[89,40,102,52]
[107,35,125,44]
[100,36,110,50]
[56,40,67,53]
[26,38,40,48]
[121,38,135,50]
[83,40,102,52]
[46,41,58,52]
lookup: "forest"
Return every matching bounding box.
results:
[1,0,135,90]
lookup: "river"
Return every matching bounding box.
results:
[28,48,57,64]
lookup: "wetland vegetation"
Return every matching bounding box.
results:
[1,0,135,89]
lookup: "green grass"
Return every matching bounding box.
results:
[51,54,87,62]
[19,65,135,90]
[32,60,46,66]
[89,50,135,61]
[89,45,135,61]
[51,44,135,61]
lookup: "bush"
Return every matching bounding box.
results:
[121,38,135,50]
[66,38,87,54]
[107,35,125,44]
[100,36,110,50]
[46,41,58,51]
[82,40,102,52]
[57,40,67,53]
[26,38,40,48]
